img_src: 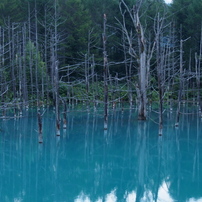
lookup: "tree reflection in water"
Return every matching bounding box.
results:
[0,105,202,201]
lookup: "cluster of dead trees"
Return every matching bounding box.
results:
[117,0,202,135]
[0,0,202,136]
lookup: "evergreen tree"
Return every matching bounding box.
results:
[171,0,202,67]
[59,0,93,63]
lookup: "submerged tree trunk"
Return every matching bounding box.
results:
[55,61,60,136]
[132,3,148,120]
[37,110,43,143]
[85,53,89,110]
[63,102,67,130]
[119,0,155,120]
[137,50,147,120]
[34,0,39,107]
[22,23,28,106]
[196,25,202,114]
[103,14,108,130]
[155,13,165,136]
[175,35,189,128]
[9,22,17,108]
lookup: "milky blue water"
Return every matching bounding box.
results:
[0,105,202,202]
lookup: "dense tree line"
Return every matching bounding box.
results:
[0,0,202,125]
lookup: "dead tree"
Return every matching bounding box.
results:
[34,0,40,107]
[37,110,43,143]
[196,25,202,114]
[44,5,50,105]
[175,37,190,127]
[103,13,109,130]
[118,0,155,120]
[8,21,18,109]
[27,2,34,100]
[55,61,60,136]
[0,26,6,117]
[154,13,174,136]
[155,13,164,136]
[50,0,61,136]
[62,101,67,130]
[122,30,133,108]
[16,29,23,116]
[85,54,89,107]
[22,23,28,106]
[195,52,200,106]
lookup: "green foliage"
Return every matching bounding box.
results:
[25,41,46,84]
[0,0,201,106]
[59,0,93,61]
[58,81,130,103]
[0,0,25,24]
[171,0,202,66]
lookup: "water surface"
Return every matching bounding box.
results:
[0,105,202,201]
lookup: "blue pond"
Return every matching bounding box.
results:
[0,105,202,201]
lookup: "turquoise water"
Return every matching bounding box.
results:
[0,105,202,202]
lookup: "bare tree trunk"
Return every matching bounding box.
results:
[137,50,147,120]
[67,66,71,106]
[55,61,60,136]
[27,2,34,101]
[44,4,50,105]
[119,0,155,120]
[91,54,97,110]
[9,20,17,107]
[123,31,133,108]
[38,110,43,143]
[0,27,6,118]
[155,13,164,136]
[175,39,184,127]
[62,102,67,130]
[50,33,55,101]
[170,22,177,112]
[197,25,202,114]
[85,53,89,110]
[11,23,17,112]
[16,29,23,117]
[103,14,108,130]
[35,0,39,108]
[54,0,60,136]
[134,3,152,120]
[128,57,133,108]
[156,42,163,135]
[22,23,28,106]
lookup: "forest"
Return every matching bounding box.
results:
[1,1,202,201]
[0,0,202,134]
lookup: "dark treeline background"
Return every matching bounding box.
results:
[0,0,202,110]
